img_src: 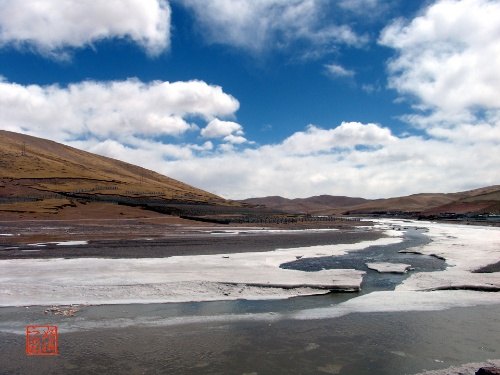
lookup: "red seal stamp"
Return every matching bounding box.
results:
[26,325,58,355]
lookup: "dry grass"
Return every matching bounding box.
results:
[0,130,251,218]
[0,198,75,214]
[0,130,220,199]
[0,200,192,222]
[0,130,236,206]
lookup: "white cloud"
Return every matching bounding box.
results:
[0,77,240,146]
[324,63,355,78]
[178,0,367,53]
[162,121,499,199]
[379,0,500,125]
[3,0,500,202]
[280,123,395,155]
[427,122,500,144]
[0,0,171,57]
[223,134,247,144]
[201,119,244,138]
[2,75,498,198]
[361,83,381,94]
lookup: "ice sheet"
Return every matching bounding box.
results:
[27,240,89,246]
[292,290,500,320]
[1,220,499,314]
[392,221,500,292]
[0,236,401,307]
[366,262,411,273]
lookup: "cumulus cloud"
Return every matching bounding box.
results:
[223,134,247,144]
[279,123,394,155]
[0,77,240,148]
[75,119,479,201]
[379,0,500,127]
[201,119,244,139]
[161,122,499,199]
[0,0,171,57]
[177,0,367,53]
[1,74,497,198]
[1,0,498,200]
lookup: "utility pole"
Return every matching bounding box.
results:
[22,142,26,156]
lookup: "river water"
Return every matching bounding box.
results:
[0,224,499,374]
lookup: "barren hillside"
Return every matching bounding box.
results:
[243,186,500,216]
[0,131,251,218]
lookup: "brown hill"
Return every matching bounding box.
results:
[241,195,370,214]
[0,130,245,216]
[420,186,500,216]
[243,186,500,216]
[342,193,460,215]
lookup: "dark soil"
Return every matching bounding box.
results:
[0,227,382,259]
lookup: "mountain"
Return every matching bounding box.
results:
[241,195,371,214]
[342,193,461,215]
[0,130,246,216]
[419,186,500,217]
[242,186,500,216]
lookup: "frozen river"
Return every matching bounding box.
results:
[0,219,499,374]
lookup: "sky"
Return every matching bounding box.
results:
[0,0,499,200]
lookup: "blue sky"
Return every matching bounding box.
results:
[0,0,499,199]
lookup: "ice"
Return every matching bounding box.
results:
[0,236,400,307]
[55,240,88,246]
[207,228,339,236]
[292,290,500,320]
[366,262,411,273]
[394,221,500,292]
[27,240,88,246]
[1,219,499,314]
[412,359,500,375]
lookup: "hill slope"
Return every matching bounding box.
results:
[243,186,500,216]
[419,186,500,216]
[0,130,237,212]
[241,195,370,214]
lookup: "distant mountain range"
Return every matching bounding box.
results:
[240,186,500,217]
